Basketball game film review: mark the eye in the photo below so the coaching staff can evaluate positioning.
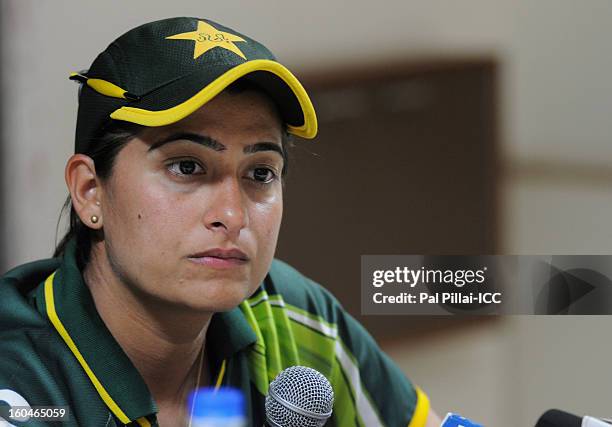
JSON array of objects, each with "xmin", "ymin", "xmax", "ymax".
[
  {"xmin": 246, "ymin": 167, "xmax": 277, "ymax": 184},
  {"xmin": 167, "ymin": 159, "xmax": 205, "ymax": 176}
]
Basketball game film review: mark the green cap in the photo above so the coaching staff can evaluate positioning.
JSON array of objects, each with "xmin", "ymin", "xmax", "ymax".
[{"xmin": 70, "ymin": 17, "xmax": 317, "ymax": 154}]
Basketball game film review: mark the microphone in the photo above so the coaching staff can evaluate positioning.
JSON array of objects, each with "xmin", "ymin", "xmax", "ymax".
[
  {"xmin": 264, "ymin": 366, "xmax": 334, "ymax": 427},
  {"xmin": 536, "ymin": 409, "xmax": 612, "ymax": 427}
]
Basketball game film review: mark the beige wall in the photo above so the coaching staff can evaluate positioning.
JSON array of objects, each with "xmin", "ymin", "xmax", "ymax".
[
  {"xmin": 386, "ymin": 317, "xmax": 612, "ymax": 425},
  {"xmin": 2, "ymin": 1, "xmax": 612, "ymax": 425}
]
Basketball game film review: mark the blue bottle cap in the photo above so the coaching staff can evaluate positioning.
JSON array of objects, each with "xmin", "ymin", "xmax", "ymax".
[
  {"xmin": 442, "ymin": 413, "xmax": 484, "ymax": 427},
  {"xmin": 189, "ymin": 387, "xmax": 245, "ymax": 418}
]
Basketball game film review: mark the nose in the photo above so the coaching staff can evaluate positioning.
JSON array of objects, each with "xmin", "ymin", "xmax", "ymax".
[{"xmin": 203, "ymin": 177, "xmax": 248, "ymax": 238}]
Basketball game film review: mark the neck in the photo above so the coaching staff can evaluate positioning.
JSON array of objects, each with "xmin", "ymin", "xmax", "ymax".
[{"xmin": 83, "ymin": 244, "xmax": 212, "ymax": 407}]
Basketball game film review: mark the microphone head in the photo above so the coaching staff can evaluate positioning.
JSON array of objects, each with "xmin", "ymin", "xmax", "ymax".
[
  {"xmin": 536, "ymin": 409, "xmax": 582, "ymax": 427},
  {"xmin": 265, "ymin": 365, "xmax": 334, "ymax": 427}
]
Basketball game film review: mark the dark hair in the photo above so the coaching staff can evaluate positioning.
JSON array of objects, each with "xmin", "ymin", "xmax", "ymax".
[{"xmin": 54, "ymin": 81, "xmax": 292, "ymax": 267}]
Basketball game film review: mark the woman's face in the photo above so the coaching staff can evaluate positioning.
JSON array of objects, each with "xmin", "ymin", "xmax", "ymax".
[{"xmin": 96, "ymin": 90, "xmax": 284, "ymax": 312}]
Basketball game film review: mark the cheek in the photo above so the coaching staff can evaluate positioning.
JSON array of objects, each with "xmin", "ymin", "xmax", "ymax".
[
  {"xmin": 106, "ymin": 180, "xmax": 184, "ymax": 251},
  {"xmin": 247, "ymin": 199, "xmax": 282, "ymax": 288},
  {"xmin": 252, "ymin": 195, "xmax": 283, "ymax": 254}
]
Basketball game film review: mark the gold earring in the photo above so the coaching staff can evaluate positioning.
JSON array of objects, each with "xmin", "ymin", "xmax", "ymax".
[{"xmin": 91, "ymin": 215, "xmax": 99, "ymax": 224}]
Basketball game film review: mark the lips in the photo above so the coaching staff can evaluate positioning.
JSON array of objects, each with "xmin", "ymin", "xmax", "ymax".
[
  {"xmin": 190, "ymin": 248, "xmax": 249, "ymax": 261},
  {"xmin": 187, "ymin": 248, "xmax": 249, "ymax": 268}
]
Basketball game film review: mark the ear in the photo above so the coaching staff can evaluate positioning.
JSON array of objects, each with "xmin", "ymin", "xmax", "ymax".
[{"xmin": 65, "ymin": 154, "xmax": 104, "ymax": 229}]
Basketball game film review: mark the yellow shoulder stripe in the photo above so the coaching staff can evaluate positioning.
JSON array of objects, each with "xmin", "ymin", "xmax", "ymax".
[
  {"xmin": 136, "ymin": 416, "xmax": 151, "ymax": 427},
  {"xmin": 408, "ymin": 387, "xmax": 430, "ymax": 427},
  {"xmin": 44, "ymin": 273, "xmax": 132, "ymax": 425},
  {"xmin": 110, "ymin": 59, "xmax": 317, "ymax": 139}
]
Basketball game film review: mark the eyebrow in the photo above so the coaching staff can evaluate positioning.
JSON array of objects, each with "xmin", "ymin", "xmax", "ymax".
[
  {"xmin": 148, "ymin": 132, "xmax": 224, "ymax": 152},
  {"xmin": 148, "ymin": 132, "xmax": 284, "ymax": 158},
  {"xmin": 244, "ymin": 142, "xmax": 284, "ymax": 158}
]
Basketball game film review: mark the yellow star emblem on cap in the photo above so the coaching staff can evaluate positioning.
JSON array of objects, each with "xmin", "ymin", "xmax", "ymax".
[{"xmin": 166, "ymin": 20, "xmax": 247, "ymax": 60}]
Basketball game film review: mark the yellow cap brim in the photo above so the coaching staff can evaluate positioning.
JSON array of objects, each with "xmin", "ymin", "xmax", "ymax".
[{"xmin": 109, "ymin": 59, "xmax": 317, "ymax": 139}]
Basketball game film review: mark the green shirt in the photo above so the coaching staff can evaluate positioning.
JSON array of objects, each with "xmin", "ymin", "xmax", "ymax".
[{"xmin": 0, "ymin": 240, "xmax": 429, "ymax": 427}]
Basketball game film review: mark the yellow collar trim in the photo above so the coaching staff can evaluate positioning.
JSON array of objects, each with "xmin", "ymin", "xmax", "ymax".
[{"xmin": 44, "ymin": 272, "xmax": 132, "ymax": 424}]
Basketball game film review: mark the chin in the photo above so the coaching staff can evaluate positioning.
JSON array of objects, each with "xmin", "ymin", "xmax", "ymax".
[
  {"xmin": 181, "ymin": 297, "xmax": 247, "ymax": 313},
  {"xmin": 177, "ymin": 279, "xmax": 254, "ymax": 312}
]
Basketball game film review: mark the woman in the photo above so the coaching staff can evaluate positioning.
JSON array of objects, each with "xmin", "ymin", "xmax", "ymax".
[{"xmin": 0, "ymin": 17, "xmax": 441, "ymax": 426}]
